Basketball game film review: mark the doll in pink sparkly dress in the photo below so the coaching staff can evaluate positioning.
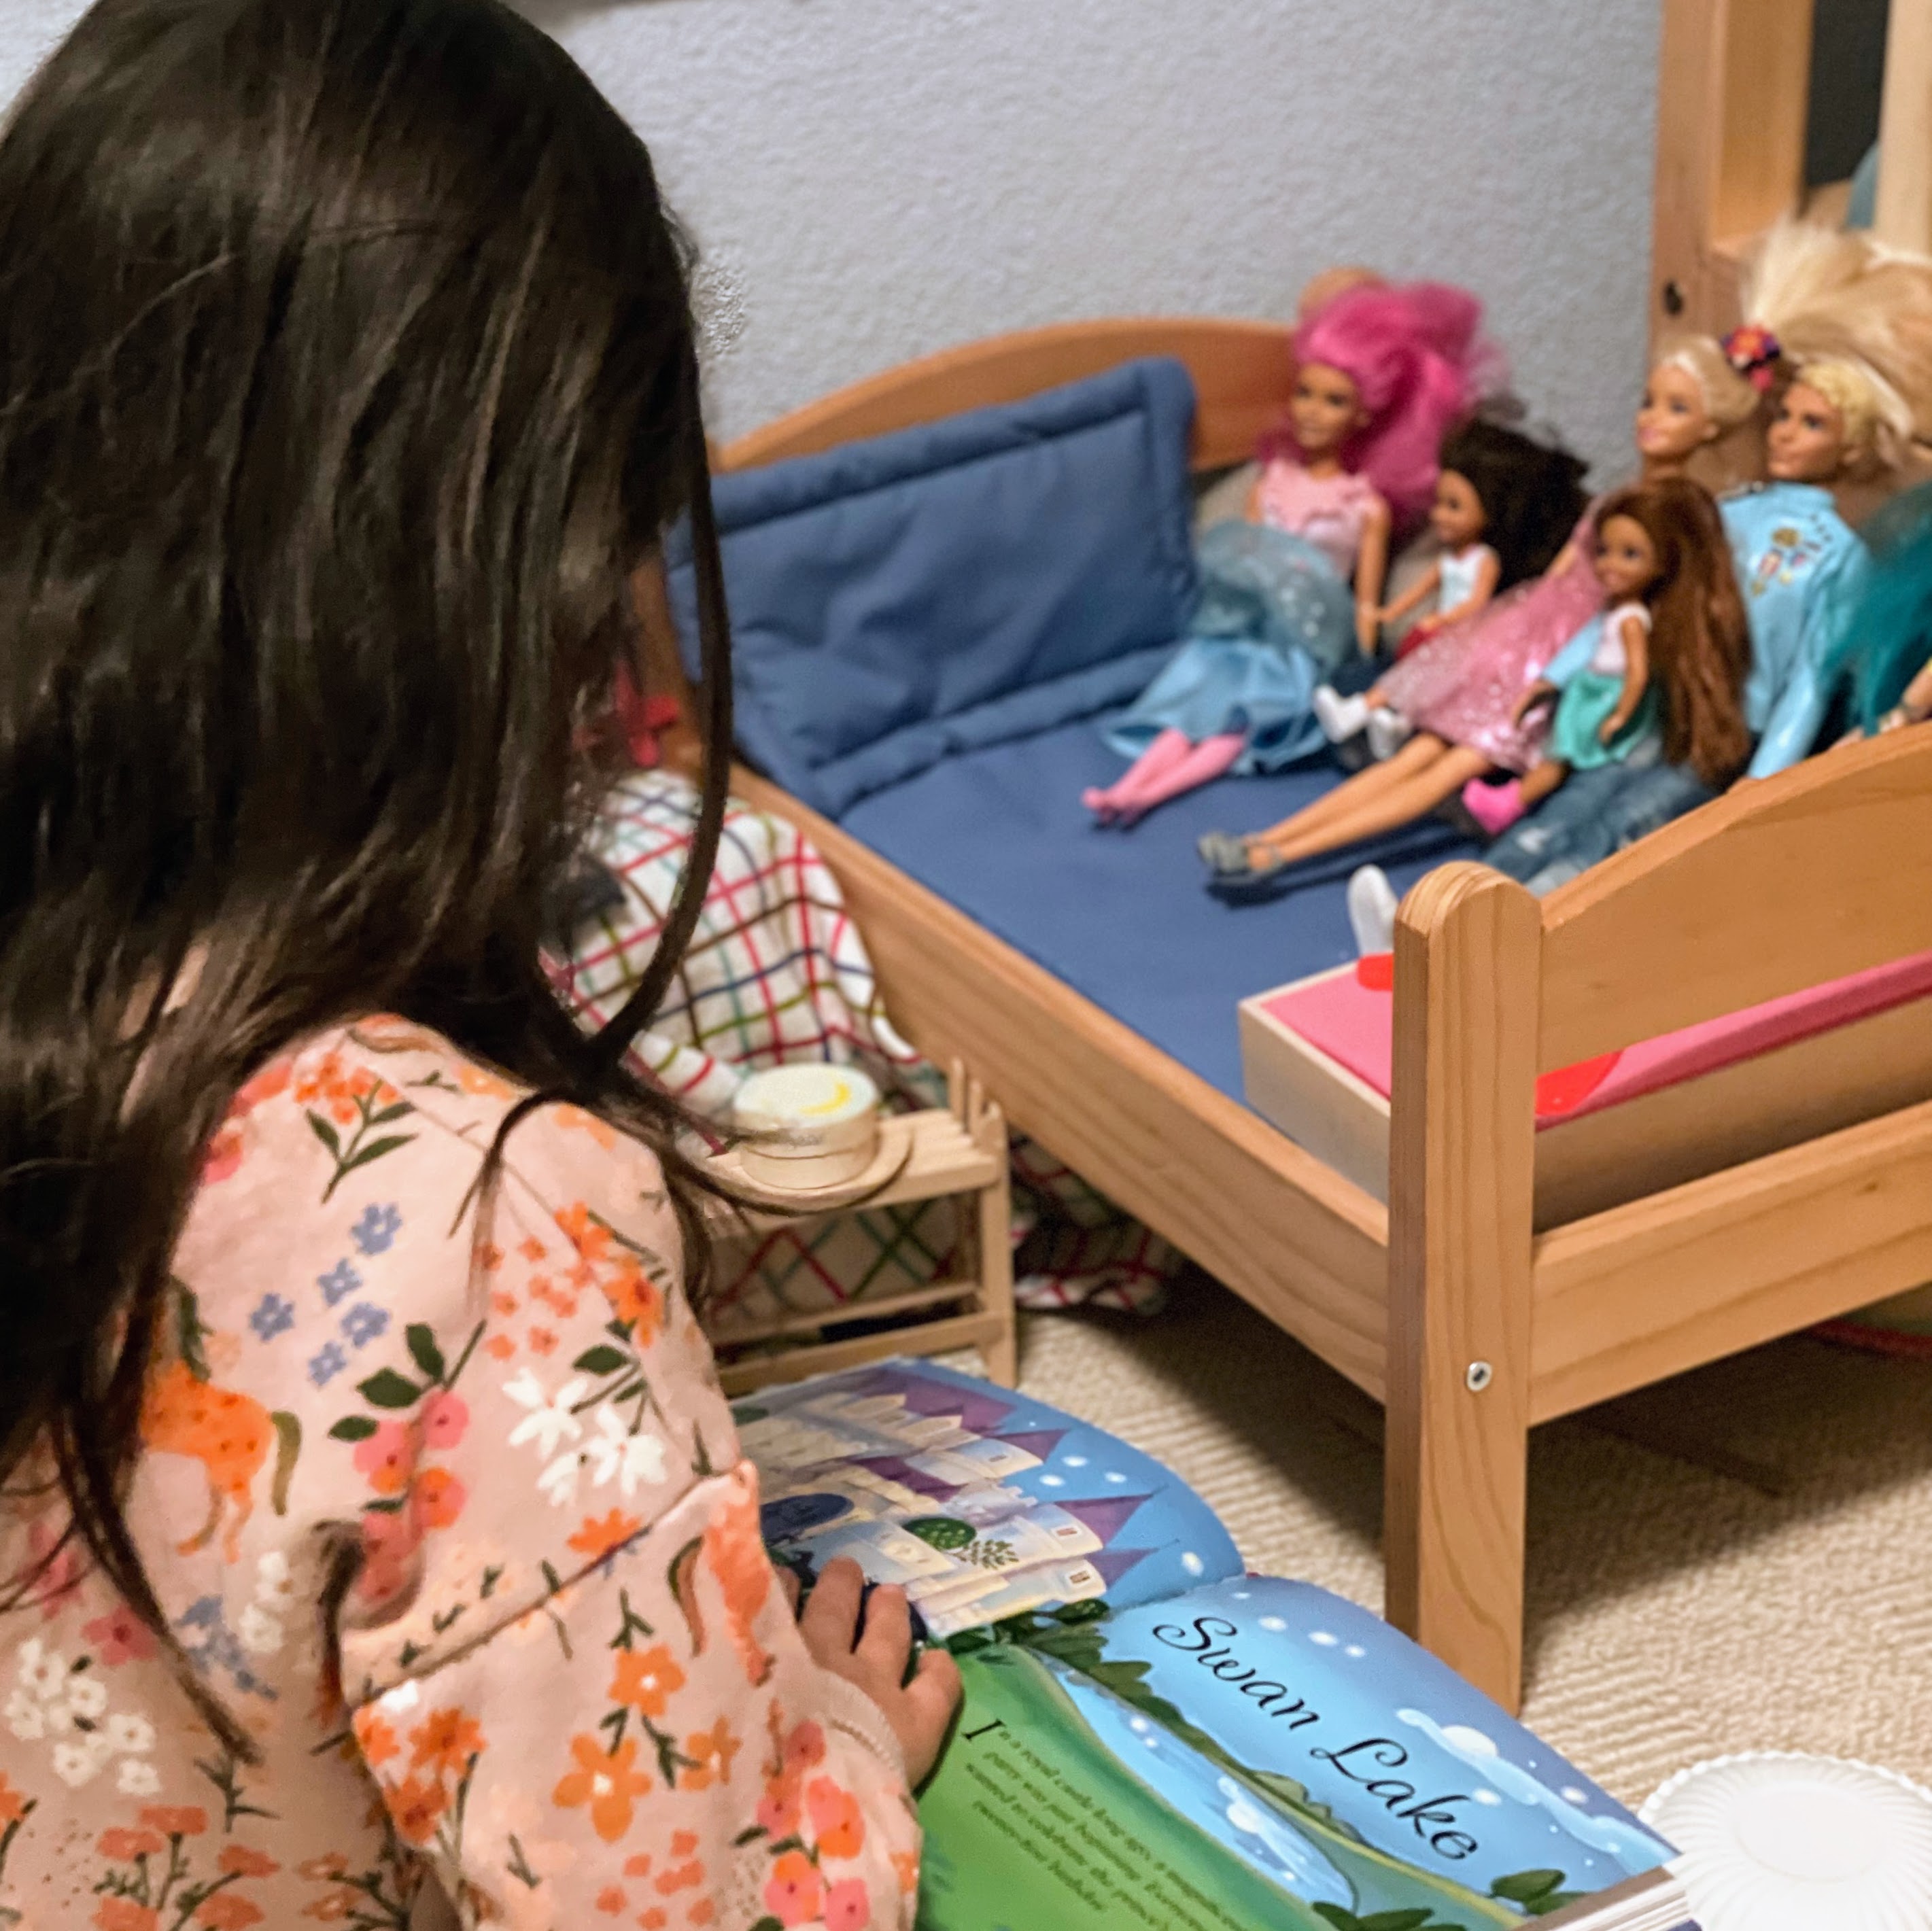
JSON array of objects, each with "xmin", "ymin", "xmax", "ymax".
[
  {"xmin": 1084, "ymin": 280, "xmax": 1498, "ymax": 824},
  {"xmin": 1200, "ymin": 339, "xmax": 1762, "ymax": 886}
]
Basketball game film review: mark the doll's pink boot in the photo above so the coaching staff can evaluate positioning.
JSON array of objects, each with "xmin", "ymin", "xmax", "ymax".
[{"xmin": 1460, "ymin": 776, "xmax": 1525, "ymax": 837}]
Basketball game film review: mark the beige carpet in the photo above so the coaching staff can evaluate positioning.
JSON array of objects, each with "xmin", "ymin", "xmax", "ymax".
[{"xmin": 954, "ymin": 1276, "xmax": 1932, "ymax": 1813}]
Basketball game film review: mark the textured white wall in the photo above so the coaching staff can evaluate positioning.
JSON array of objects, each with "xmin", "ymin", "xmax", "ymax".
[
  {"xmin": 528, "ymin": 0, "xmax": 1662, "ymax": 478},
  {"xmin": 0, "ymin": 0, "xmax": 1661, "ymax": 475}
]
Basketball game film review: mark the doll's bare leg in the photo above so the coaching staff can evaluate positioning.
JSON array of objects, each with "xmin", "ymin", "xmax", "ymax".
[
  {"xmin": 1518, "ymin": 760, "xmax": 1567, "ymax": 808},
  {"xmin": 1253, "ymin": 746, "xmax": 1494, "ymax": 867},
  {"xmin": 1241, "ymin": 734, "xmax": 1451, "ymax": 847}
]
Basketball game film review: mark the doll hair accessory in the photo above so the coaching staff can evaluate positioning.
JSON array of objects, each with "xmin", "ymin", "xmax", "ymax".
[
  {"xmin": 1281, "ymin": 281, "xmax": 1504, "ymax": 528},
  {"xmin": 1721, "ymin": 322, "xmax": 1782, "ymax": 392}
]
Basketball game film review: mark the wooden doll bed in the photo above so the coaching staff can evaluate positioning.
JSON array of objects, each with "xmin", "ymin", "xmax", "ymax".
[{"xmin": 685, "ymin": 318, "xmax": 1932, "ymax": 1716}]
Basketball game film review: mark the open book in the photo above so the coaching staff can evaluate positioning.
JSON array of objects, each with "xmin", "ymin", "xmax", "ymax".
[{"xmin": 736, "ymin": 1359, "xmax": 1697, "ymax": 1931}]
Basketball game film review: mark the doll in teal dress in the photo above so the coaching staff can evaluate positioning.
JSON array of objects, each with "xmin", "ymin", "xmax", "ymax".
[{"xmin": 1460, "ymin": 477, "xmax": 1752, "ymax": 836}]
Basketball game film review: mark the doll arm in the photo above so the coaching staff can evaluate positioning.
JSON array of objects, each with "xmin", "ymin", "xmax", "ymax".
[
  {"xmin": 1430, "ymin": 549, "xmax": 1502, "ymax": 629},
  {"xmin": 1542, "ymin": 537, "xmax": 1581, "ymax": 580},
  {"xmin": 1898, "ymin": 653, "xmax": 1932, "ymax": 721},
  {"xmin": 1600, "ymin": 613, "xmax": 1650, "ymax": 740},
  {"xmin": 1353, "ymin": 495, "xmax": 1392, "ymax": 654},
  {"xmin": 1511, "ymin": 680, "xmax": 1558, "ymax": 727},
  {"xmin": 1376, "ymin": 561, "xmax": 1440, "ymax": 626},
  {"xmin": 1747, "ymin": 543, "xmax": 1870, "ymax": 778}
]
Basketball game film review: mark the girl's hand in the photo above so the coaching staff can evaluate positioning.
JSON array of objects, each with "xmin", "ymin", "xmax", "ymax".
[{"xmin": 797, "ymin": 1558, "xmax": 963, "ymax": 1787}]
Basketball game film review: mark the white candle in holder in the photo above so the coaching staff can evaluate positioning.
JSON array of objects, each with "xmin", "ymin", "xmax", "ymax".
[{"xmin": 731, "ymin": 1064, "xmax": 882, "ymax": 1189}]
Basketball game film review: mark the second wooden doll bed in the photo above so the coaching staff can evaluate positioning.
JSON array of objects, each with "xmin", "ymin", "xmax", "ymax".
[{"xmin": 689, "ymin": 318, "xmax": 1932, "ymax": 1716}]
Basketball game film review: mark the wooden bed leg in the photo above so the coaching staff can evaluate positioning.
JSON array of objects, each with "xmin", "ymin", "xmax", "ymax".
[
  {"xmin": 967, "ymin": 1074, "xmax": 1018, "ymax": 1387},
  {"xmin": 1385, "ymin": 864, "xmax": 1540, "ymax": 1714}
]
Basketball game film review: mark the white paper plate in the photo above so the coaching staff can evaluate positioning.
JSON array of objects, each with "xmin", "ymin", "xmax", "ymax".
[{"xmin": 1641, "ymin": 1753, "xmax": 1932, "ymax": 1931}]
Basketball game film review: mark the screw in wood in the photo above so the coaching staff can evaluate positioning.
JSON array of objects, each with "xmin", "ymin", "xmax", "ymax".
[{"xmin": 1465, "ymin": 1361, "xmax": 1494, "ymax": 1393}]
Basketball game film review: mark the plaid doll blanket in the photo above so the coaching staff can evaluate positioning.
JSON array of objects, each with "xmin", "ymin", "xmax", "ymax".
[{"xmin": 550, "ymin": 771, "xmax": 1181, "ymax": 1336}]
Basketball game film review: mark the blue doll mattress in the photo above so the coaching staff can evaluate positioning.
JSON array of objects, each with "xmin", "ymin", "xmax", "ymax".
[{"xmin": 839, "ymin": 723, "xmax": 1477, "ymax": 1102}]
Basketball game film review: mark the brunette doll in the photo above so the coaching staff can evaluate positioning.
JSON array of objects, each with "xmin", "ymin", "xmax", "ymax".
[
  {"xmin": 1312, "ymin": 416, "xmax": 1588, "ymax": 758},
  {"xmin": 1084, "ymin": 280, "xmax": 1496, "ymax": 825},
  {"xmin": 1461, "ymin": 480, "xmax": 1750, "ymax": 833},
  {"xmin": 1202, "ymin": 222, "xmax": 1932, "ymax": 890}
]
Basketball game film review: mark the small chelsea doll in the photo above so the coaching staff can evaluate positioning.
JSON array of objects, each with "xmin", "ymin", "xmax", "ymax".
[
  {"xmin": 1462, "ymin": 479, "xmax": 1752, "ymax": 835},
  {"xmin": 1082, "ymin": 279, "xmax": 1497, "ymax": 826},
  {"xmin": 1312, "ymin": 416, "xmax": 1587, "ymax": 759}
]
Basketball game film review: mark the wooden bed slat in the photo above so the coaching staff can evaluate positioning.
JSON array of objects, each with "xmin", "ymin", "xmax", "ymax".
[
  {"xmin": 1529, "ymin": 1096, "xmax": 1932, "ymax": 1421},
  {"xmin": 1387, "ymin": 864, "xmax": 1540, "ymax": 1711},
  {"xmin": 725, "ymin": 767, "xmax": 1396, "ymax": 1397},
  {"xmin": 719, "ymin": 317, "xmax": 1294, "ymax": 476},
  {"xmin": 1537, "ymin": 731, "xmax": 1932, "ymax": 1071}
]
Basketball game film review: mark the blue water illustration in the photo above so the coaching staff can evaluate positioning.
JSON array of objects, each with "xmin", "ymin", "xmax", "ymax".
[{"xmin": 1046, "ymin": 1655, "xmax": 1355, "ymax": 1908}]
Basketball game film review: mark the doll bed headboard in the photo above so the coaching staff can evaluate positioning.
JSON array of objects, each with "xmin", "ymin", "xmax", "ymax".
[{"xmin": 718, "ymin": 317, "xmax": 1294, "ymax": 476}]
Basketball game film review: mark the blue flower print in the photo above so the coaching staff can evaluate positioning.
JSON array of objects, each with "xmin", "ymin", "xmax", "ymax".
[
  {"xmin": 352, "ymin": 1203, "xmax": 402, "ymax": 1256},
  {"xmin": 308, "ymin": 1341, "xmax": 347, "ymax": 1389},
  {"xmin": 341, "ymin": 1302, "xmax": 391, "ymax": 1349},
  {"xmin": 318, "ymin": 1259, "xmax": 361, "ymax": 1307},
  {"xmin": 249, "ymin": 1293, "xmax": 295, "ymax": 1342},
  {"xmin": 177, "ymin": 1596, "xmax": 276, "ymax": 1701}
]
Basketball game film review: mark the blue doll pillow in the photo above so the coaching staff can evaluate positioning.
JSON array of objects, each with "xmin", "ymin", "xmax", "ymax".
[{"xmin": 664, "ymin": 357, "xmax": 1201, "ymax": 818}]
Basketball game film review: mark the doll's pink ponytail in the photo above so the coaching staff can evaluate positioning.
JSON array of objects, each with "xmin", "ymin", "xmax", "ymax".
[{"xmin": 1286, "ymin": 281, "xmax": 1502, "ymax": 527}]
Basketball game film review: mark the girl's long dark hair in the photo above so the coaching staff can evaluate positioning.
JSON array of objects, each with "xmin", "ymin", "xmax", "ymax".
[
  {"xmin": 1436, "ymin": 417, "xmax": 1588, "ymax": 590},
  {"xmin": 0, "ymin": 0, "xmax": 734, "ymax": 1755},
  {"xmin": 1593, "ymin": 479, "xmax": 1751, "ymax": 787}
]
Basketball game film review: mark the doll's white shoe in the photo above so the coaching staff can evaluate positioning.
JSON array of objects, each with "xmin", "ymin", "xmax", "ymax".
[
  {"xmin": 1346, "ymin": 865, "xmax": 1399, "ymax": 958},
  {"xmin": 1365, "ymin": 707, "xmax": 1413, "ymax": 761},
  {"xmin": 1313, "ymin": 686, "xmax": 1370, "ymax": 744}
]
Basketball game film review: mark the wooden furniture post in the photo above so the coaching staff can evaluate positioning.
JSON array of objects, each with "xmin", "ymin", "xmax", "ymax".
[
  {"xmin": 1385, "ymin": 864, "xmax": 1542, "ymax": 1713},
  {"xmin": 1876, "ymin": 0, "xmax": 1932, "ymax": 255}
]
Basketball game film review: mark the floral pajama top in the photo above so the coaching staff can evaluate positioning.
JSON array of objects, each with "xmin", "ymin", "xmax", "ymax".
[{"xmin": 0, "ymin": 1021, "xmax": 918, "ymax": 1931}]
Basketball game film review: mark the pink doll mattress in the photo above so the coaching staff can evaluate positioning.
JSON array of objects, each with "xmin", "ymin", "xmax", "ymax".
[{"xmin": 1254, "ymin": 948, "xmax": 1932, "ymax": 1125}]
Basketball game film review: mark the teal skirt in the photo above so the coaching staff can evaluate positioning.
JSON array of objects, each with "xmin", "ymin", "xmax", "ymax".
[{"xmin": 1548, "ymin": 669, "xmax": 1658, "ymax": 769}]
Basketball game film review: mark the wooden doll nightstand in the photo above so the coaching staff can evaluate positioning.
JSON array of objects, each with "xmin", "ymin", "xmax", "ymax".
[{"xmin": 697, "ymin": 1062, "xmax": 1016, "ymax": 1397}]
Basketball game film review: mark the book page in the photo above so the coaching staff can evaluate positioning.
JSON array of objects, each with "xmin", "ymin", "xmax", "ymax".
[
  {"xmin": 918, "ymin": 1578, "xmax": 1676, "ymax": 1931},
  {"xmin": 735, "ymin": 1359, "xmax": 1242, "ymax": 1635}
]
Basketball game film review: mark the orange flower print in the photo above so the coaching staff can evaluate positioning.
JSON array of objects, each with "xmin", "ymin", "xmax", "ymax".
[
  {"xmin": 230, "ymin": 1058, "xmax": 293, "ymax": 1118},
  {"xmin": 409, "ymin": 1707, "xmax": 485, "ymax": 1777},
  {"xmin": 485, "ymin": 1334, "xmax": 516, "ymax": 1362},
  {"xmin": 637, "ymin": 1913, "xmax": 667, "ymax": 1931},
  {"xmin": 891, "ymin": 1849, "xmax": 919, "ymax": 1897},
  {"xmin": 568, "ymin": 1509, "xmax": 642, "ymax": 1563},
  {"xmin": 806, "ymin": 1777, "xmax": 866, "ymax": 1861},
  {"xmin": 97, "ymin": 1828, "xmax": 166, "ymax": 1860},
  {"xmin": 528, "ymin": 1326, "xmax": 558, "ymax": 1357},
  {"xmin": 678, "ymin": 1718, "xmax": 741, "ymax": 1791},
  {"xmin": 195, "ymin": 1897, "xmax": 264, "ymax": 1930},
  {"xmin": 352, "ymin": 1710, "xmax": 400, "ymax": 1769},
  {"xmin": 296, "ymin": 1855, "xmax": 349, "ymax": 1882},
  {"xmin": 624, "ymin": 1855, "xmax": 653, "ymax": 1879},
  {"xmin": 609, "ymin": 1645, "xmax": 685, "ymax": 1718},
  {"xmin": 518, "ymin": 1236, "xmax": 547, "ymax": 1264},
  {"xmin": 823, "ymin": 1878, "xmax": 872, "ymax": 1931},
  {"xmin": 216, "ymin": 1845, "xmax": 279, "ymax": 1879},
  {"xmin": 491, "ymin": 1290, "xmax": 519, "ymax": 1319},
  {"xmin": 552, "ymin": 1733, "xmax": 650, "ymax": 1843},
  {"xmin": 554, "ymin": 1202, "xmax": 613, "ymax": 1264},
  {"xmin": 606, "ymin": 1265, "xmax": 663, "ymax": 1345},
  {"xmin": 0, "ymin": 1777, "xmax": 28, "ymax": 1830},
  {"xmin": 555, "ymin": 1104, "xmax": 619, "ymax": 1149},
  {"xmin": 670, "ymin": 1832, "xmax": 698, "ymax": 1859},
  {"xmin": 300, "ymin": 1892, "xmax": 358, "ymax": 1923},
  {"xmin": 653, "ymin": 1861, "xmax": 703, "ymax": 1896},
  {"xmin": 763, "ymin": 1850, "xmax": 823, "ymax": 1928},
  {"xmin": 94, "ymin": 1902, "xmax": 158, "ymax": 1931},
  {"xmin": 386, "ymin": 1773, "xmax": 449, "ymax": 1846},
  {"xmin": 456, "ymin": 1061, "xmax": 514, "ymax": 1100},
  {"xmin": 139, "ymin": 1807, "xmax": 209, "ymax": 1838},
  {"xmin": 596, "ymin": 1888, "xmax": 626, "ymax": 1915},
  {"xmin": 411, "ymin": 1465, "xmax": 468, "ymax": 1531},
  {"xmin": 690, "ymin": 1903, "xmax": 717, "ymax": 1927},
  {"xmin": 781, "ymin": 1720, "xmax": 826, "ymax": 1775}
]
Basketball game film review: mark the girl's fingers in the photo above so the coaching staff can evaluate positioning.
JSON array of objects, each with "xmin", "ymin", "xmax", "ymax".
[
  {"xmin": 800, "ymin": 1556, "xmax": 865, "ymax": 1654},
  {"xmin": 856, "ymin": 1581, "xmax": 913, "ymax": 1673},
  {"xmin": 906, "ymin": 1646, "xmax": 964, "ymax": 1727},
  {"xmin": 778, "ymin": 1565, "xmax": 802, "ymax": 1615}
]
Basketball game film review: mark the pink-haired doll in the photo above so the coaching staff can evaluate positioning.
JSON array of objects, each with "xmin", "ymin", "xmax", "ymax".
[{"xmin": 1084, "ymin": 281, "xmax": 1500, "ymax": 825}]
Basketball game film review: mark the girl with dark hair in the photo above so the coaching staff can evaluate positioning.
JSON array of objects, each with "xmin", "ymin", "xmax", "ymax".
[
  {"xmin": 0, "ymin": 1, "xmax": 954, "ymax": 1922},
  {"xmin": 1461, "ymin": 478, "xmax": 1753, "ymax": 833}
]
